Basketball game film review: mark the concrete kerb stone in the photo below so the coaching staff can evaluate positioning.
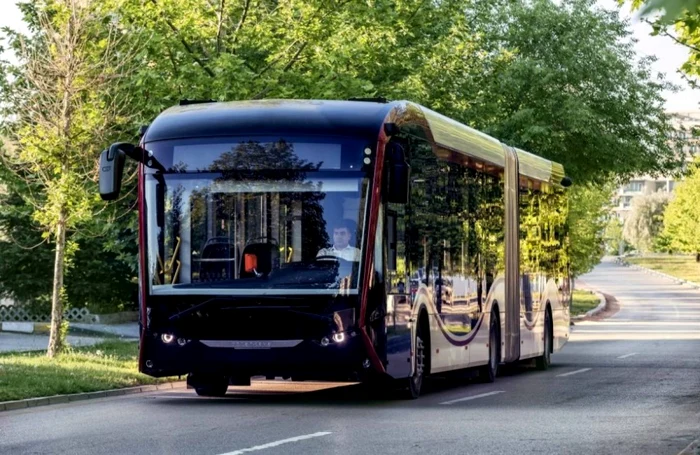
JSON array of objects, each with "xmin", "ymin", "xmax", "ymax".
[
  {"xmin": 3, "ymin": 400, "xmax": 29, "ymax": 411},
  {"xmin": 585, "ymin": 291, "xmax": 607, "ymax": 317},
  {"xmin": 677, "ymin": 436, "xmax": 700, "ymax": 455},
  {"xmin": 0, "ymin": 381, "xmax": 186, "ymax": 413},
  {"xmin": 24, "ymin": 397, "xmax": 50, "ymax": 408},
  {"xmin": 571, "ymin": 290, "xmax": 608, "ymax": 322}
]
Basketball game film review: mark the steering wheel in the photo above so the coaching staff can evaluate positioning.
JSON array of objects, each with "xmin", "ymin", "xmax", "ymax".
[
  {"xmin": 316, "ymin": 256, "xmax": 354, "ymax": 267},
  {"xmin": 314, "ymin": 255, "xmax": 356, "ymax": 267}
]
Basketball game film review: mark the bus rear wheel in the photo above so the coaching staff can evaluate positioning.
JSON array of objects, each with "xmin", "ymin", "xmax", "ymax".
[
  {"xmin": 190, "ymin": 374, "xmax": 229, "ymax": 397},
  {"xmin": 536, "ymin": 309, "xmax": 552, "ymax": 370},
  {"xmin": 479, "ymin": 309, "xmax": 500, "ymax": 383}
]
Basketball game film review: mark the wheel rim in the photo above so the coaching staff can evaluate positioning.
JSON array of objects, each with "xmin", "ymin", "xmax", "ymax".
[{"xmin": 413, "ymin": 335, "xmax": 425, "ymax": 389}]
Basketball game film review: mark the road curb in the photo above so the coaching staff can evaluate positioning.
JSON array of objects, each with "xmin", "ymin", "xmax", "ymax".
[
  {"xmin": 571, "ymin": 290, "xmax": 620, "ymax": 322},
  {"xmin": 585, "ymin": 291, "xmax": 606, "ymax": 317},
  {"xmin": 678, "ymin": 437, "xmax": 700, "ymax": 455},
  {"xmin": 571, "ymin": 284, "xmax": 608, "ymax": 321},
  {"xmin": 616, "ymin": 258, "xmax": 700, "ymax": 290},
  {"xmin": 0, "ymin": 381, "xmax": 186, "ymax": 412}
]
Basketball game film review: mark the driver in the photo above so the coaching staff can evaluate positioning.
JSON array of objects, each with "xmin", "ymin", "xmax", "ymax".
[{"xmin": 317, "ymin": 219, "xmax": 361, "ymax": 261}]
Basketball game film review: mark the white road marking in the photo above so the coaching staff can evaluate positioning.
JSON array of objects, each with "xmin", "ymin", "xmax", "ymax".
[
  {"xmin": 556, "ymin": 368, "xmax": 592, "ymax": 377},
  {"xmin": 440, "ymin": 390, "xmax": 505, "ymax": 405},
  {"xmin": 218, "ymin": 432, "xmax": 332, "ymax": 455},
  {"xmin": 617, "ymin": 353, "xmax": 637, "ymax": 359}
]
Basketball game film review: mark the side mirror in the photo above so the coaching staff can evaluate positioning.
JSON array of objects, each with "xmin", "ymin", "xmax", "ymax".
[
  {"xmin": 385, "ymin": 142, "xmax": 410, "ymax": 204},
  {"xmin": 99, "ymin": 144, "xmax": 126, "ymax": 201}
]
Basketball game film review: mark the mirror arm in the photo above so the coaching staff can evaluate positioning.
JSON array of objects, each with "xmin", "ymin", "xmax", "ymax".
[
  {"xmin": 110, "ymin": 142, "xmax": 142, "ymax": 162},
  {"xmin": 111, "ymin": 142, "xmax": 166, "ymax": 172}
]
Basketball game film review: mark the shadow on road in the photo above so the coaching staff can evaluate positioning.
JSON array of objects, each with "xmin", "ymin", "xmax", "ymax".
[{"xmin": 149, "ymin": 362, "xmax": 569, "ymax": 408}]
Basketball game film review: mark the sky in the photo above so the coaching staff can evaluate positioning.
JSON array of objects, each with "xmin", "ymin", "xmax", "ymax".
[{"xmin": 0, "ymin": 1, "xmax": 699, "ymax": 113}]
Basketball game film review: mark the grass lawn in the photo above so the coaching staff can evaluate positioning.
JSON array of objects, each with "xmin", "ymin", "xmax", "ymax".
[
  {"xmin": 627, "ymin": 255, "xmax": 700, "ymax": 284},
  {"xmin": 571, "ymin": 289, "xmax": 601, "ymax": 316},
  {"xmin": 0, "ymin": 340, "xmax": 176, "ymax": 402}
]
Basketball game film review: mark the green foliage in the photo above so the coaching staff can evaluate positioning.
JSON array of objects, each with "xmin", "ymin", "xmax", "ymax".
[
  {"xmin": 0, "ymin": 0, "xmax": 139, "ymax": 324},
  {"xmin": 629, "ymin": 0, "xmax": 700, "ymax": 84},
  {"xmin": 101, "ymin": 0, "xmax": 677, "ymax": 185},
  {"xmin": 631, "ymin": 0, "xmax": 699, "ymax": 24},
  {"xmin": 603, "ymin": 217, "xmax": 626, "ymax": 255},
  {"xmin": 623, "ymin": 191, "xmax": 672, "ymax": 253},
  {"xmin": 0, "ymin": 340, "xmax": 175, "ymax": 401},
  {"xmin": 571, "ymin": 289, "xmax": 601, "ymax": 316},
  {"xmin": 0, "ymin": 162, "xmax": 54, "ymax": 308},
  {"xmin": 663, "ymin": 157, "xmax": 700, "ymax": 255},
  {"xmin": 567, "ymin": 183, "xmax": 614, "ymax": 276},
  {"xmin": 0, "ymin": 0, "xmax": 682, "ymax": 302},
  {"xmin": 475, "ymin": 0, "xmax": 679, "ymax": 185},
  {"xmin": 0, "ymin": 164, "xmax": 137, "ymax": 314}
]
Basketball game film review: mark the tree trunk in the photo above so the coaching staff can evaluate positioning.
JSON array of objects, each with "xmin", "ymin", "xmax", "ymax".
[
  {"xmin": 47, "ymin": 210, "xmax": 67, "ymax": 358},
  {"xmin": 696, "ymin": 252, "xmax": 699, "ymax": 263}
]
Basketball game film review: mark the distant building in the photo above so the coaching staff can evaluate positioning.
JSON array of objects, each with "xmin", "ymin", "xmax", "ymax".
[{"xmin": 612, "ymin": 111, "xmax": 700, "ymax": 221}]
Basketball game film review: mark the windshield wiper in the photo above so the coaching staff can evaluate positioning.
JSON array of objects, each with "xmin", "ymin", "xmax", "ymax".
[
  {"xmin": 168, "ymin": 295, "xmax": 291, "ymax": 321},
  {"xmin": 169, "ymin": 297, "xmax": 223, "ymax": 321},
  {"xmin": 168, "ymin": 296, "xmax": 329, "ymax": 322}
]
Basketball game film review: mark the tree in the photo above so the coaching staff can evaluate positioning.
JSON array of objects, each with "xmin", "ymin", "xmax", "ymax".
[
  {"xmin": 0, "ymin": 160, "xmax": 53, "ymax": 310},
  {"xmin": 604, "ymin": 217, "xmax": 626, "ymax": 255},
  {"xmin": 623, "ymin": 191, "xmax": 672, "ymax": 253},
  {"xmin": 663, "ymin": 157, "xmax": 700, "ymax": 260},
  {"xmin": 633, "ymin": 0, "xmax": 699, "ymax": 24},
  {"xmin": 469, "ymin": 0, "xmax": 679, "ymax": 186},
  {"xmin": 628, "ymin": 0, "xmax": 700, "ymax": 86},
  {"xmin": 0, "ymin": 150, "xmax": 138, "ymax": 315},
  {"xmin": 566, "ymin": 183, "xmax": 615, "ymax": 276},
  {"xmin": 1, "ymin": 0, "xmax": 679, "ymax": 311},
  {"xmin": 0, "ymin": 0, "xmax": 136, "ymax": 357}
]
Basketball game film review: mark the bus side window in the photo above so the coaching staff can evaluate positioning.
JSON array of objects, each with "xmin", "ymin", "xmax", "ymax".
[{"xmin": 386, "ymin": 204, "xmax": 408, "ymax": 295}]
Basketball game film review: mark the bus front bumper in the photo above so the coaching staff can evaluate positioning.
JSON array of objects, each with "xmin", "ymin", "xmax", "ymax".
[{"xmin": 140, "ymin": 332, "xmax": 371, "ymax": 380}]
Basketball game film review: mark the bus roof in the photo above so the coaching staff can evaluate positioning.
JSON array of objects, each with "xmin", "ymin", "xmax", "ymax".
[{"xmin": 144, "ymin": 99, "xmax": 567, "ymax": 186}]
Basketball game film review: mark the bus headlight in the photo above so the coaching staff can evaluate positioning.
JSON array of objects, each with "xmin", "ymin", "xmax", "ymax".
[
  {"xmin": 161, "ymin": 333, "xmax": 175, "ymax": 344},
  {"xmin": 332, "ymin": 332, "xmax": 346, "ymax": 343}
]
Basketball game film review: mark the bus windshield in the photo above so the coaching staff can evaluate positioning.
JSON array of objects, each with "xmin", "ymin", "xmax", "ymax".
[{"xmin": 144, "ymin": 138, "xmax": 370, "ymax": 295}]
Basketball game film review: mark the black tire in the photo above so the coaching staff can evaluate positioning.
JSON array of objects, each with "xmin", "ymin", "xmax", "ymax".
[
  {"xmin": 402, "ymin": 317, "xmax": 428, "ymax": 399},
  {"xmin": 193, "ymin": 375, "xmax": 229, "ymax": 397},
  {"xmin": 479, "ymin": 309, "xmax": 500, "ymax": 383},
  {"xmin": 536, "ymin": 309, "xmax": 552, "ymax": 371}
]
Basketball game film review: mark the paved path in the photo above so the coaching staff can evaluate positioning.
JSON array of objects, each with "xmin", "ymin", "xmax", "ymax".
[
  {"xmin": 0, "ymin": 332, "xmax": 105, "ymax": 353},
  {"xmin": 2, "ymin": 258, "xmax": 699, "ymax": 455},
  {"xmin": 71, "ymin": 322, "xmax": 139, "ymax": 338}
]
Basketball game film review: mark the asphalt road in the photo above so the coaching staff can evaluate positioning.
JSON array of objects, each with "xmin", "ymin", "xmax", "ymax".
[{"xmin": 2, "ymin": 258, "xmax": 700, "ymax": 455}]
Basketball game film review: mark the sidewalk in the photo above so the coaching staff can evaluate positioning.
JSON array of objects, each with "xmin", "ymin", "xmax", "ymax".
[
  {"xmin": 0, "ymin": 322, "xmax": 139, "ymax": 353},
  {"xmin": 70, "ymin": 322, "xmax": 139, "ymax": 338},
  {"xmin": 0, "ymin": 332, "xmax": 107, "ymax": 353}
]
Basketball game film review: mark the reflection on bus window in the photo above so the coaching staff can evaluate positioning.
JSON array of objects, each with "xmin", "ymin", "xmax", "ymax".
[{"xmin": 146, "ymin": 140, "xmax": 369, "ymax": 293}]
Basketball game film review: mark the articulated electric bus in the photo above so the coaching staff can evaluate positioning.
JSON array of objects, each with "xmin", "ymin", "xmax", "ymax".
[{"xmin": 99, "ymin": 99, "xmax": 572, "ymax": 398}]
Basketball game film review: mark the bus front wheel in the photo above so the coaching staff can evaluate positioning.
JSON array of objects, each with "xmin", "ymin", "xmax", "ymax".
[
  {"xmin": 401, "ymin": 315, "xmax": 428, "ymax": 399},
  {"xmin": 190, "ymin": 374, "xmax": 229, "ymax": 397}
]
